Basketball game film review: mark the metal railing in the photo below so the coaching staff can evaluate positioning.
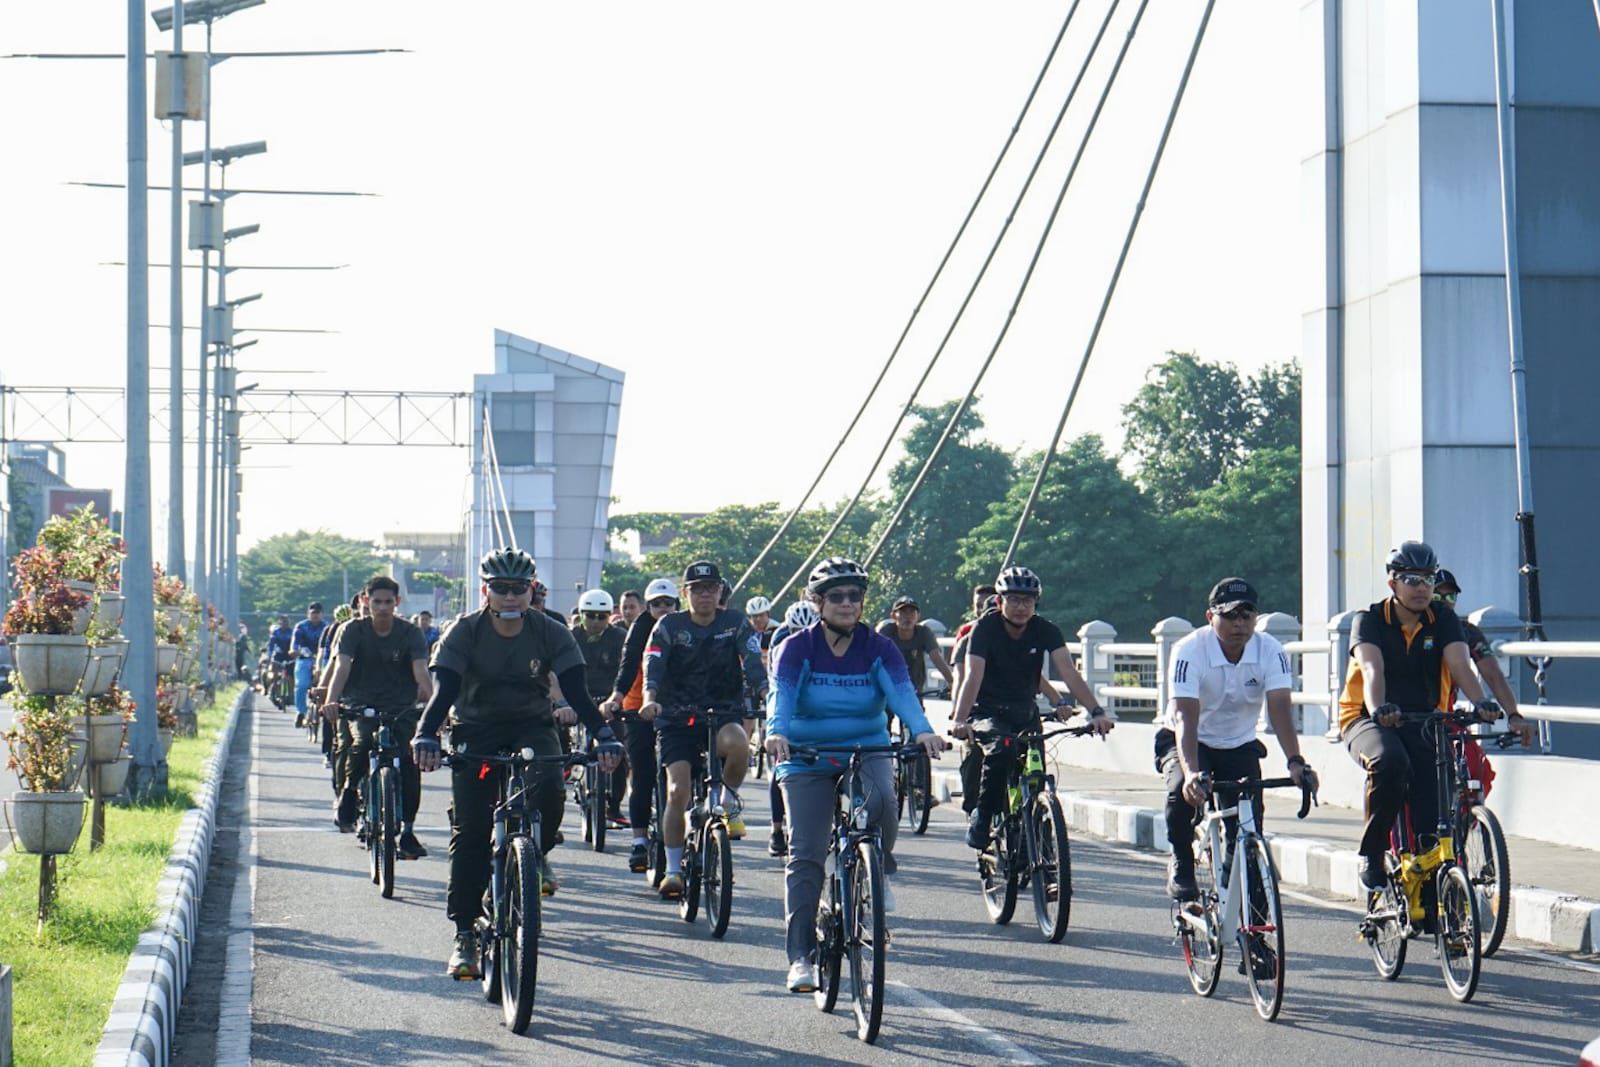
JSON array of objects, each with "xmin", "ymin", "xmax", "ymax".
[{"xmin": 1493, "ymin": 640, "xmax": 1600, "ymax": 728}]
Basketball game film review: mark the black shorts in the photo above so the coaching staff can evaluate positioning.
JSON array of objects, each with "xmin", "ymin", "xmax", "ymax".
[{"xmin": 656, "ymin": 711, "xmax": 744, "ymax": 769}]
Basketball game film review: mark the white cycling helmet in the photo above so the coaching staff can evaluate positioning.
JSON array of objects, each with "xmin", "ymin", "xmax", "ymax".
[
  {"xmin": 577, "ymin": 588, "xmax": 614, "ymax": 614},
  {"xmin": 644, "ymin": 577, "xmax": 679, "ymax": 603},
  {"xmin": 745, "ymin": 595, "xmax": 772, "ymax": 617},
  {"xmin": 784, "ymin": 601, "xmax": 819, "ymax": 628}
]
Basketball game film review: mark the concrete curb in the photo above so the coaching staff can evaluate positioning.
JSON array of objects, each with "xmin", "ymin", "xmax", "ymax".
[
  {"xmin": 1051, "ymin": 787, "xmax": 1600, "ymax": 954},
  {"xmin": 93, "ymin": 687, "xmax": 250, "ymax": 1067}
]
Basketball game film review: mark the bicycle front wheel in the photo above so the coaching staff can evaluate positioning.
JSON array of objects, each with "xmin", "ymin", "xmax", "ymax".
[
  {"xmin": 979, "ymin": 819, "xmax": 1018, "ymax": 925},
  {"xmin": 1458, "ymin": 804, "xmax": 1510, "ymax": 957},
  {"xmin": 680, "ymin": 831, "xmax": 702, "ymax": 924},
  {"xmin": 1437, "ymin": 863, "xmax": 1482, "ymax": 1003},
  {"xmin": 590, "ymin": 766, "xmax": 608, "ymax": 853},
  {"xmin": 705, "ymin": 823, "xmax": 734, "ymax": 939},
  {"xmin": 908, "ymin": 752, "xmax": 933, "ymax": 836},
  {"xmin": 1240, "ymin": 835, "xmax": 1285, "ymax": 1021},
  {"xmin": 815, "ymin": 877, "xmax": 842, "ymax": 1013},
  {"xmin": 501, "ymin": 835, "xmax": 542, "ymax": 1034},
  {"xmin": 847, "ymin": 841, "xmax": 886, "ymax": 1044},
  {"xmin": 1030, "ymin": 793, "xmax": 1072, "ymax": 942},
  {"xmin": 376, "ymin": 766, "xmax": 398, "ymax": 900}
]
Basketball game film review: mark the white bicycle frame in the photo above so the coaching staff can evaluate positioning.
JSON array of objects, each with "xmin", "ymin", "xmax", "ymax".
[{"xmin": 1177, "ymin": 788, "xmax": 1264, "ymax": 947}]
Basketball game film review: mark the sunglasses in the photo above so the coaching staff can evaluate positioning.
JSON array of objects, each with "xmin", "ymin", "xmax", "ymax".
[
  {"xmin": 648, "ymin": 597, "xmax": 675, "ymax": 609},
  {"xmin": 823, "ymin": 589, "xmax": 865, "ymax": 605},
  {"xmin": 488, "ymin": 581, "xmax": 531, "ymax": 596},
  {"xmin": 584, "ymin": 612, "xmax": 610, "ymax": 620},
  {"xmin": 1433, "ymin": 591, "xmax": 1459, "ymax": 604},
  {"xmin": 1218, "ymin": 608, "xmax": 1256, "ymax": 621},
  {"xmin": 1394, "ymin": 572, "xmax": 1437, "ymax": 588}
]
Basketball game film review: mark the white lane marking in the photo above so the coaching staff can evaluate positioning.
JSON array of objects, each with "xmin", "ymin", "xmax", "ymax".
[
  {"xmin": 887, "ymin": 981, "xmax": 1044, "ymax": 1066},
  {"xmin": 215, "ymin": 705, "xmax": 259, "ymax": 1066},
  {"xmin": 1497, "ymin": 947, "xmax": 1600, "ymax": 977},
  {"xmin": 1280, "ymin": 887, "xmax": 1364, "ymax": 914}
]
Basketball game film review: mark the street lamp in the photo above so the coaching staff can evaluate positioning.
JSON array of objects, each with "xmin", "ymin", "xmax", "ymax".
[{"xmin": 152, "ymin": 0, "xmax": 265, "ymax": 32}]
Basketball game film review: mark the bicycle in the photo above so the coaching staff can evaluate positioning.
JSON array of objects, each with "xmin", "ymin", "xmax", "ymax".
[
  {"xmin": 1173, "ymin": 771, "xmax": 1315, "ymax": 1021},
  {"xmin": 571, "ymin": 723, "xmax": 610, "ymax": 854},
  {"xmin": 973, "ymin": 720, "xmax": 1088, "ymax": 943},
  {"xmin": 750, "ymin": 715, "xmax": 769, "ymax": 780},
  {"xmin": 794, "ymin": 742, "xmax": 921, "ymax": 1045},
  {"xmin": 1451, "ymin": 724, "xmax": 1517, "ymax": 957},
  {"xmin": 1357, "ymin": 708, "xmax": 1488, "ymax": 1003},
  {"xmin": 894, "ymin": 688, "xmax": 945, "ymax": 836},
  {"xmin": 446, "ymin": 745, "xmax": 596, "ymax": 1035},
  {"xmin": 340, "ymin": 704, "xmax": 413, "ymax": 900},
  {"xmin": 269, "ymin": 661, "xmax": 294, "ymax": 711},
  {"xmin": 674, "ymin": 712, "xmax": 736, "ymax": 938}
]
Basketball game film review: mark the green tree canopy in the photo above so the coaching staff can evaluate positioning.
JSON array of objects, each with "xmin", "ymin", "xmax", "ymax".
[{"xmin": 240, "ymin": 530, "xmax": 385, "ymax": 630}]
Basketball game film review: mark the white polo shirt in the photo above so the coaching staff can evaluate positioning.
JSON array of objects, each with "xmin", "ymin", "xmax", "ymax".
[{"xmin": 1164, "ymin": 628, "xmax": 1293, "ymax": 749}]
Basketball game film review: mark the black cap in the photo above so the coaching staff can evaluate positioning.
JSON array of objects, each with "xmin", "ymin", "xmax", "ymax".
[
  {"xmin": 1208, "ymin": 577, "xmax": 1259, "ymax": 613},
  {"xmin": 308, "ymin": 602, "xmax": 324, "ymax": 612},
  {"xmin": 1434, "ymin": 568, "xmax": 1460, "ymax": 594},
  {"xmin": 682, "ymin": 560, "xmax": 721, "ymax": 587},
  {"xmin": 892, "ymin": 595, "xmax": 919, "ymax": 611}
]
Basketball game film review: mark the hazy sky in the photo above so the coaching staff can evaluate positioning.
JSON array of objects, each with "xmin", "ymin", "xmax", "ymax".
[{"xmin": 1, "ymin": 2, "xmax": 1301, "ymax": 559}]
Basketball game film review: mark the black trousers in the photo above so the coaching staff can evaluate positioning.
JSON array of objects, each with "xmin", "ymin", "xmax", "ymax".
[
  {"xmin": 446, "ymin": 727, "xmax": 566, "ymax": 931},
  {"xmin": 623, "ymin": 714, "xmax": 657, "ymax": 832},
  {"xmin": 340, "ymin": 711, "xmax": 422, "ymax": 825},
  {"xmin": 1153, "ymin": 728, "xmax": 1266, "ymax": 866},
  {"xmin": 970, "ymin": 708, "xmax": 1040, "ymax": 820},
  {"xmin": 1344, "ymin": 716, "xmax": 1438, "ymax": 860}
]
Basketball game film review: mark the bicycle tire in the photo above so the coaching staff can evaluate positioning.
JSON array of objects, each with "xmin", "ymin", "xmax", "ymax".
[
  {"xmin": 1437, "ymin": 863, "xmax": 1481, "ymax": 1003},
  {"xmin": 1365, "ymin": 869, "xmax": 1408, "ymax": 980},
  {"xmin": 1241, "ymin": 835, "xmax": 1285, "ymax": 1021},
  {"xmin": 680, "ymin": 829, "xmax": 703, "ymax": 924},
  {"xmin": 377, "ymin": 766, "xmax": 398, "ymax": 900},
  {"xmin": 705, "ymin": 822, "xmax": 733, "ymax": 939},
  {"xmin": 979, "ymin": 817, "xmax": 1018, "ymax": 925},
  {"xmin": 848, "ymin": 841, "xmax": 887, "ymax": 1044},
  {"xmin": 590, "ymin": 766, "xmax": 608, "ymax": 853},
  {"xmin": 647, "ymin": 768, "xmax": 668, "ymax": 888},
  {"xmin": 501, "ymin": 835, "xmax": 541, "ymax": 1034},
  {"xmin": 815, "ymin": 877, "xmax": 842, "ymax": 1013},
  {"xmin": 910, "ymin": 751, "xmax": 933, "ymax": 836},
  {"xmin": 478, "ymin": 912, "xmax": 501, "ymax": 1003},
  {"xmin": 1031, "ymin": 793, "xmax": 1072, "ymax": 943},
  {"xmin": 1458, "ymin": 804, "xmax": 1510, "ymax": 957},
  {"xmin": 365, "ymin": 780, "xmax": 381, "ymax": 887}
]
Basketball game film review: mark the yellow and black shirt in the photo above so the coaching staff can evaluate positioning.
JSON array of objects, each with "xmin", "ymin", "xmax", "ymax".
[{"xmin": 1337, "ymin": 598, "xmax": 1466, "ymax": 732}]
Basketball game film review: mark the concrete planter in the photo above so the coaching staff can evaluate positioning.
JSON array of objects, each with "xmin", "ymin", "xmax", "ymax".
[
  {"xmin": 94, "ymin": 590, "xmax": 126, "ymax": 630},
  {"xmin": 97, "ymin": 755, "xmax": 133, "ymax": 798},
  {"xmin": 174, "ymin": 709, "xmax": 198, "ymax": 738},
  {"xmin": 10, "ymin": 633, "xmax": 91, "ymax": 696},
  {"xmin": 81, "ymin": 644, "xmax": 123, "ymax": 698},
  {"xmin": 158, "ymin": 728, "xmax": 174, "ymax": 757},
  {"xmin": 8, "ymin": 790, "xmax": 85, "ymax": 855},
  {"xmin": 158, "ymin": 604, "xmax": 186, "ymax": 630},
  {"xmin": 155, "ymin": 642, "xmax": 180, "ymax": 676},
  {"xmin": 66, "ymin": 580, "xmax": 96, "ymax": 636},
  {"xmin": 82, "ymin": 713, "xmax": 126, "ymax": 764}
]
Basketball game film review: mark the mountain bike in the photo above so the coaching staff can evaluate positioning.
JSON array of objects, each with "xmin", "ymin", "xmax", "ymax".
[
  {"xmin": 750, "ymin": 715, "xmax": 769, "ymax": 780},
  {"xmin": 796, "ymin": 742, "xmax": 921, "ymax": 1044},
  {"xmin": 572, "ymin": 724, "xmax": 610, "ymax": 853},
  {"xmin": 446, "ymin": 745, "xmax": 597, "ymax": 1035},
  {"xmin": 677, "ymin": 713, "xmax": 736, "ymax": 938},
  {"xmin": 1358, "ymin": 708, "xmax": 1489, "ymax": 1003},
  {"xmin": 894, "ymin": 688, "xmax": 945, "ymax": 836},
  {"xmin": 340, "ymin": 704, "xmax": 412, "ymax": 900},
  {"xmin": 974, "ymin": 720, "xmax": 1090, "ymax": 943},
  {"xmin": 1452, "ymin": 725, "xmax": 1517, "ymax": 957},
  {"xmin": 1173, "ymin": 771, "xmax": 1315, "ymax": 1021}
]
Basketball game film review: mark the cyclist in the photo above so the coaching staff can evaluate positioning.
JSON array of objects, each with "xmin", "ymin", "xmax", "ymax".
[
  {"xmin": 602, "ymin": 577, "xmax": 679, "ymax": 873},
  {"xmin": 411, "ymin": 547, "xmax": 620, "ymax": 979},
  {"xmin": 618, "ymin": 589, "xmax": 644, "ymax": 630},
  {"xmin": 266, "ymin": 614, "xmax": 294, "ymax": 706},
  {"xmin": 318, "ymin": 597, "xmax": 366, "ymax": 784},
  {"xmin": 640, "ymin": 560, "xmax": 763, "ymax": 898},
  {"xmin": 416, "ymin": 610, "xmax": 441, "ymax": 651},
  {"xmin": 764, "ymin": 557, "xmax": 945, "ymax": 993},
  {"xmin": 765, "ymin": 600, "xmax": 819, "ymax": 857},
  {"xmin": 875, "ymin": 594, "xmax": 954, "ymax": 706},
  {"xmin": 321, "ymin": 577, "xmax": 432, "ymax": 855},
  {"xmin": 950, "ymin": 566, "xmax": 1112, "ymax": 850},
  {"xmin": 291, "ymin": 602, "xmax": 328, "ymax": 722},
  {"xmin": 530, "ymin": 580, "xmax": 566, "ymax": 624},
  {"xmin": 1338, "ymin": 541, "xmax": 1501, "ymax": 891},
  {"xmin": 1159, "ymin": 577, "xmax": 1315, "ymax": 900},
  {"xmin": 573, "ymin": 588, "xmax": 629, "ymax": 826}
]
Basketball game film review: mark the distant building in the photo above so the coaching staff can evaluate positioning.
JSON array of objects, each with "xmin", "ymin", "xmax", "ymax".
[{"xmin": 381, "ymin": 529, "xmax": 465, "ymax": 617}]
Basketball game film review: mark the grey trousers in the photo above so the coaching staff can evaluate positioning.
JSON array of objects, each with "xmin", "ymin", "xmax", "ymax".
[{"xmin": 780, "ymin": 757, "xmax": 897, "ymax": 965}]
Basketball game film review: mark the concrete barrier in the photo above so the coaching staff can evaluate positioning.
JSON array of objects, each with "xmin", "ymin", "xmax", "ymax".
[
  {"xmin": 1, "ymin": 962, "xmax": 12, "ymax": 1067},
  {"xmin": 93, "ymin": 688, "xmax": 248, "ymax": 1067}
]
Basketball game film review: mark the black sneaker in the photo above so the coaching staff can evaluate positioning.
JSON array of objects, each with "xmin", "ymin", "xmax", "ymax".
[
  {"xmin": 398, "ymin": 832, "xmax": 427, "ymax": 860},
  {"xmin": 1166, "ymin": 857, "xmax": 1199, "ymax": 901},
  {"xmin": 1357, "ymin": 853, "xmax": 1387, "ymax": 891},
  {"xmin": 965, "ymin": 810, "xmax": 991, "ymax": 851},
  {"xmin": 768, "ymin": 827, "xmax": 788, "ymax": 858},
  {"xmin": 628, "ymin": 844, "xmax": 649, "ymax": 873},
  {"xmin": 447, "ymin": 931, "xmax": 481, "ymax": 980},
  {"xmin": 1237, "ymin": 939, "xmax": 1275, "ymax": 979}
]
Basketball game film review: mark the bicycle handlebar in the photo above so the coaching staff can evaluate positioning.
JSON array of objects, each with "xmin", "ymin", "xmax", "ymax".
[
  {"xmin": 1195, "ymin": 771, "xmax": 1318, "ymax": 819},
  {"xmin": 443, "ymin": 748, "xmax": 598, "ymax": 771},
  {"xmin": 788, "ymin": 743, "xmax": 925, "ymax": 765}
]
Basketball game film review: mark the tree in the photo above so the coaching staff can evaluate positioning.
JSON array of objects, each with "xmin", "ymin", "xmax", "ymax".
[
  {"xmin": 957, "ymin": 436, "xmax": 1161, "ymax": 635},
  {"xmin": 239, "ymin": 530, "xmax": 385, "ymax": 630},
  {"xmin": 868, "ymin": 399, "xmax": 1017, "ymax": 627}
]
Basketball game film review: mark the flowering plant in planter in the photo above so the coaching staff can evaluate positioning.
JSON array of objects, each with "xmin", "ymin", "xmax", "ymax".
[
  {"xmin": 35, "ymin": 506, "xmax": 125, "ymax": 589},
  {"xmin": 152, "ymin": 563, "xmax": 187, "ymax": 607},
  {"xmin": 83, "ymin": 684, "xmax": 138, "ymax": 724},
  {"xmin": 155, "ymin": 683, "xmax": 179, "ymax": 730},
  {"xmin": 2, "ymin": 584, "xmax": 89, "ymax": 637},
  {"xmin": 156, "ymin": 615, "xmax": 187, "ymax": 646},
  {"xmin": 3, "ymin": 691, "xmax": 76, "ymax": 791}
]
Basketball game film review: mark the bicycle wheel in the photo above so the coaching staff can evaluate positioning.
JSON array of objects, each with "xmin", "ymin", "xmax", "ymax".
[
  {"xmin": 909, "ymin": 751, "xmax": 933, "ymax": 836},
  {"xmin": 1437, "ymin": 863, "xmax": 1481, "ymax": 1003},
  {"xmin": 377, "ymin": 766, "xmax": 398, "ymax": 900},
  {"xmin": 705, "ymin": 823, "xmax": 733, "ymax": 939},
  {"xmin": 847, "ymin": 841, "xmax": 887, "ymax": 1044},
  {"xmin": 1240, "ymin": 835, "xmax": 1285, "ymax": 1021},
  {"xmin": 1365, "ymin": 873, "xmax": 1408, "ymax": 980},
  {"xmin": 500, "ymin": 835, "xmax": 542, "ymax": 1034},
  {"xmin": 1178, "ymin": 831, "xmax": 1223, "ymax": 998},
  {"xmin": 1030, "ymin": 794, "xmax": 1072, "ymax": 943},
  {"xmin": 815, "ymin": 876, "xmax": 843, "ymax": 1013},
  {"xmin": 647, "ymin": 768, "xmax": 668, "ymax": 888},
  {"xmin": 1458, "ymin": 804, "xmax": 1510, "ymax": 957},
  {"xmin": 589, "ymin": 766, "xmax": 608, "ymax": 853},
  {"xmin": 979, "ymin": 818, "xmax": 1018, "ymax": 925},
  {"xmin": 365, "ymin": 780, "xmax": 381, "ymax": 886},
  {"xmin": 680, "ymin": 829, "xmax": 703, "ymax": 923}
]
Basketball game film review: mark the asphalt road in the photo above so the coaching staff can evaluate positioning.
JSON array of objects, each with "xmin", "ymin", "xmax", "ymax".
[{"xmin": 172, "ymin": 695, "xmax": 1600, "ymax": 1066}]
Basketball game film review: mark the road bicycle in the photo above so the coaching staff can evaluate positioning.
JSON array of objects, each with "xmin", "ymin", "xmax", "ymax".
[
  {"xmin": 973, "ymin": 720, "xmax": 1091, "ymax": 943},
  {"xmin": 1451, "ymin": 724, "xmax": 1517, "ymax": 957},
  {"xmin": 1173, "ymin": 771, "xmax": 1315, "ymax": 1021},
  {"xmin": 340, "ymin": 704, "xmax": 413, "ymax": 900},
  {"xmin": 796, "ymin": 742, "xmax": 922, "ymax": 1044},
  {"xmin": 675, "ymin": 712, "xmax": 736, "ymax": 938},
  {"xmin": 447, "ymin": 745, "xmax": 598, "ymax": 1035},
  {"xmin": 571, "ymin": 723, "xmax": 610, "ymax": 854},
  {"xmin": 269, "ymin": 661, "xmax": 294, "ymax": 711},
  {"xmin": 1358, "ymin": 708, "xmax": 1491, "ymax": 1003}
]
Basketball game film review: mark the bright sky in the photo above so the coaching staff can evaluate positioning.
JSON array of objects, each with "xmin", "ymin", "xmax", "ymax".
[{"xmin": 0, "ymin": 2, "xmax": 1300, "ymax": 560}]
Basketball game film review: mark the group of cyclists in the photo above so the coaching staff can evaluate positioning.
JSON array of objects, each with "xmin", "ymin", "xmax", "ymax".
[{"xmin": 257, "ymin": 534, "xmax": 1535, "ymax": 1028}]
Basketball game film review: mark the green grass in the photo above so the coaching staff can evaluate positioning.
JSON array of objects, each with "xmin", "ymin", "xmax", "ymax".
[{"xmin": 0, "ymin": 682, "xmax": 242, "ymax": 1067}]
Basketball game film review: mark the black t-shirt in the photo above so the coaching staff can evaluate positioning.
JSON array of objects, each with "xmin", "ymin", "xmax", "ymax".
[
  {"xmin": 571, "ymin": 622, "xmax": 626, "ymax": 700},
  {"xmin": 875, "ymin": 620, "xmax": 940, "ymax": 692},
  {"xmin": 1351, "ymin": 598, "xmax": 1466, "ymax": 714},
  {"xmin": 967, "ymin": 612, "xmax": 1066, "ymax": 710},
  {"xmin": 431, "ymin": 608, "xmax": 585, "ymax": 750},
  {"xmin": 337, "ymin": 617, "xmax": 428, "ymax": 710}
]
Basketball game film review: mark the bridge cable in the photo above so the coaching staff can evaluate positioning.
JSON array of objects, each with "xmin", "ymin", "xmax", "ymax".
[
  {"xmin": 480, "ymin": 403, "xmax": 517, "ymax": 550},
  {"xmin": 727, "ymin": 0, "xmax": 1086, "ymax": 599},
  {"xmin": 1002, "ymin": 0, "xmax": 1218, "ymax": 569},
  {"xmin": 860, "ymin": 0, "xmax": 1154, "ymax": 572},
  {"xmin": 770, "ymin": 0, "xmax": 1131, "ymax": 600}
]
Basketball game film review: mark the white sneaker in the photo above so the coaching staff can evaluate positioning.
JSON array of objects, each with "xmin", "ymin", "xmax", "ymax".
[
  {"xmin": 786, "ymin": 960, "xmax": 819, "ymax": 993},
  {"xmin": 881, "ymin": 875, "xmax": 897, "ymax": 914}
]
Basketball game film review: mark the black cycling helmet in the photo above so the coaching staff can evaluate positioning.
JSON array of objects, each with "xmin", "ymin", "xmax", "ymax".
[
  {"xmin": 479, "ymin": 547, "xmax": 536, "ymax": 583},
  {"xmin": 807, "ymin": 556, "xmax": 869, "ymax": 595},
  {"xmin": 995, "ymin": 565, "xmax": 1043, "ymax": 600},
  {"xmin": 1434, "ymin": 568, "xmax": 1460, "ymax": 594},
  {"xmin": 1385, "ymin": 540, "xmax": 1438, "ymax": 574}
]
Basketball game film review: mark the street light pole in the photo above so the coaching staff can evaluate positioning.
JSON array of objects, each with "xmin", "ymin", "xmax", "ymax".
[{"xmin": 165, "ymin": 0, "xmax": 187, "ymax": 583}]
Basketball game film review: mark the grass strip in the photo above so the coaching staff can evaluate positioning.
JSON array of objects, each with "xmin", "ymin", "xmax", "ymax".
[{"xmin": 0, "ymin": 682, "xmax": 243, "ymax": 1067}]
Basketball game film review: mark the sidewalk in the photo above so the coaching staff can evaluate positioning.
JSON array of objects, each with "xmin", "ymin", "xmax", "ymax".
[{"xmin": 931, "ymin": 759, "xmax": 1600, "ymax": 952}]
